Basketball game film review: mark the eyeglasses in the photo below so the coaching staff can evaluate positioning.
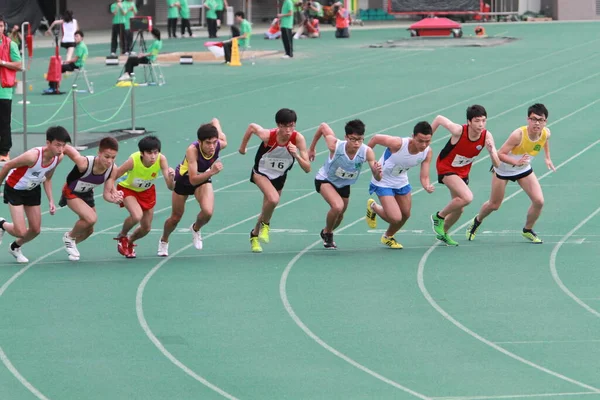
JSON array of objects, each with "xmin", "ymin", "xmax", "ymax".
[
  {"xmin": 346, "ymin": 136, "xmax": 364, "ymax": 143},
  {"xmin": 528, "ymin": 117, "xmax": 546, "ymax": 124}
]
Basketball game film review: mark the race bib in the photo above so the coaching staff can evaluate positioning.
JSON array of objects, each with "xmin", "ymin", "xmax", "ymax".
[
  {"xmin": 391, "ymin": 165, "xmax": 407, "ymax": 176},
  {"xmin": 73, "ymin": 180, "xmax": 96, "ymax": 193},
  {"xmin": 26, "ymin": 176, "xmax": 46, "ymax": 190},
  {"xmin": 451, "ymin": 154, "xmax": 475, "ymax": 167},
  {"xmin": 334, "ymin": 167, "xmax": 358, "ymax": 180},
  {"xmin": 133, "ymin": 178, "xmax": 154, "ymax": 189},
  {"xmin": 264, "ymin": 157, "xmax": 292, "ymax": 171}
]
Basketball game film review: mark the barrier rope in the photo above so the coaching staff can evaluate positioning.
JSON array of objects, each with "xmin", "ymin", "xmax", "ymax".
[
  {"xmin": 75, "ymin": 86, "xmax": 132, "ymax": 123},
  {"xmin": 11, "ymin": 88, "xmax": 74, "ymax": 127}
]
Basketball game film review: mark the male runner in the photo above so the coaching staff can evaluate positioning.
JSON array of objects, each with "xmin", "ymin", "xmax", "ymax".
[
  {"xmin": 0, "ymin": 126, "xmax": 71, "ymax": 263},
  {"xmin": 239, "ymin": 108, "xmax": 311, "ymax": 253},
  {"xmin": 430, "ymin": 105, "xmax": 500, "ymax": 246},
  {"xmin": 466, "ymin": 103, "xmax": 555, "ymax": 243},
  {"xmin": 308, "ymin": 120, "xmax": 382, "ymax": 249},
  {"xmin": 115, "ymin": 135, "xmax": 175, "ymax": 258},
  {"xmin": 59, "ymin": 137, "xmax": 123, "ymax": 261},
  {"xmin": 365, "ymin": 121, "xmax": 435, "ymax": 249},
  {"xmin": 159, "ymin": 119, "xmax": 227, "ymax": 256}
]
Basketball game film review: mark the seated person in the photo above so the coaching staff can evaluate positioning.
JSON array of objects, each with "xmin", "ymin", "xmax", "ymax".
[
  {"xmin": 118, "ymin": 28, "xmax": 162, "ymax": 81},
  {"xmin": 264, "ymin": 18, "xmax": 281, "ymax": 39},
  {"xmin": 223, "ymin": 11, "xmax": 252, "ymax": 63},
  {"xmin": 333, "ymin": 2, "xmax": 350, "ymax": 38},
  {"xmin": 44, "ymin": 30, "xmax": 88, "ymax": 94}
]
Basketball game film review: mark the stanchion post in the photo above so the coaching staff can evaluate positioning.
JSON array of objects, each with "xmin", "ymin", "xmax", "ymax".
[
  {"xmin": 121, "ymin": 73, "xmax": 146, "ymax": 134},
  {"xmin": 72, "ymin": 84, "xmax": 78, "ymax": 146},
  {"xmin": 21, "ymin": 21, "xmax": 30, "ymax": 151}
]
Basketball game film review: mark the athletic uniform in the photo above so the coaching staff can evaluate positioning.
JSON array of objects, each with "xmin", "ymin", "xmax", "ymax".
[
  {"xmin": 59, "ymin": 156, "xmax": 113, "ymax": 208},
  {"xmin": 369, "ymin": 137, "xmax": 430, "ymax": 197},
  {"xmin": 61, "ymin": 19, "xmax": 77, "ymax": 49},
  {"xmin": 117, "ymin": 152, "xmax": 161, "ymax": 211},
  {"xmin": 251, "ymin": 129, "xmax": 297, "ymax": 191},
  {"xmin": 494, "ymin": 126, "xmax": 547, "ymax": 182},
  {"xmin": 3, "ymin": 147, "xmax": 58, "ymax": 207},
  {"xmin": 436, "ymin": 124, "xmax": 487, "ymax": 185},
  {"xmin": 315, "ymin": 140, "xmax": 368, "ymax": 198},
  {"xmin": 174, "ymin": 140, "xmax": 220, "ymax": 195}
]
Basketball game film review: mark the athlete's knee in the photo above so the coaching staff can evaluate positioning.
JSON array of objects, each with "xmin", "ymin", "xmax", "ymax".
[
  {"xmin": 265, "ymin": 193, "xmax": 280, "ymax": 208},
  {"xmin": 169, "ymin": 211, "xmax": 184, "ymax": 225},
  {"xmin": 532, "ymin": 196, "xmax": 544, "ymax": 209},
  {"xmin": 488, "ymin": 201, "xmax": 502, "ymax": 211},
  {"xmin": 461, "ymin": 192, "xmax": 474, "ymax": 206},
  {"xmin": 13, "ymin": 225, "xmax": 27, "ymax": 238},
  {"xmin": 139, "ymin": 222, "xmax": 152, "ymax": 235},
  {"xmin": 83, "ymin": 213, "xmax": 97, "ymax": 226},
  {"xmin": 29, "ymin": 225, "xmax": 41, "ymax": 237},
  {"xmin": 330, "ymin": 201, "xmax": 345, "ymax": 215},
  {"xmin": 200, "ymin": 209, "xmax": 213, "ymax": 221}
]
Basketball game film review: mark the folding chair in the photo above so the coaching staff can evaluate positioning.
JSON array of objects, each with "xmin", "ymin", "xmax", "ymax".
[
  {"xmin": 72, "ymin": 67, "xmax": 94, "ymax": 94},
  {"xmin": 141, "ymin": 61, "xmax": 166, "ymax": 86}
]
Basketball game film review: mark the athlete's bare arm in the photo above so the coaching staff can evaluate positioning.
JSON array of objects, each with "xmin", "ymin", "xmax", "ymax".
[
  {"xmin": 63, "ymin": 144, "xmax": 89, "ymax": 173},
  {"xmin": 289, "ymin": 133, "xmax": 311, "ymax": 173},
  {"xmin": 160, "ymin": 154, "xmax": 176, "ymax": 190},
  {"xmin": 43, "ymin": 167, "xmax": 57, "ymax": 215},
  {"xmin": 366, "ymin": 147, "xmax": 382, "ymax": 181},
  {"xmin": 115, "ymin": 157, "xmax": 134, "ymax": 179},
  {"xmin": 367, "ymin": 134, "xmax": 402, "ymax": 153},
  {"xmin": 431, "ymin": 115, "xmax": 463, "ymax": 137},
  {"xmin": 309, "ymin": 122, "xmax": 338, "ymax": 161},
  {"xmin": 239, "ymin": 123, "xmax": 270, "ymax": 154},
  {"xmin": 498, "ymin": 129, "xmax": 527, "ymax": 167},
  {"xmin": 420, "ymin": 149, "xmax": 435, "ymax": 193},
  {"xmin": 543, "ymin": 128, "xmax": 555, "ymax": 172},
  {"xmin": 211, "ymin": 118, "xmax": 228, "ymax": 150},
  {"xmin": 484, "ymin": 132, "xmax": 501, "ymax": 168},
  {"xmin": 0, "ymin": 150, "xmax": 38, "ymax": 183},
  {"xmin": 104, "ymin": 165, "xmax": 124, "ymax": 204},
  {"xmin": 187, "ymin": 145, "xmax": 221, "ymax": 186}
]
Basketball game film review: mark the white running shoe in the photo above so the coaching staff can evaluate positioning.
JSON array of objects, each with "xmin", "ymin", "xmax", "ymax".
[
  {"xmin": 157, "ymin": 240, "xmax": 169, "ymax": 257},
  {"xmin": 190, "ymin": 223, "xmax": 203, "ymax": 250},
  {"xmin": 63, "ymin": 232, "xmax": 80, "ymax": 258},
  {"xmin": 9, "ymin": 246, "xmax": 29, "ymax": 263}
]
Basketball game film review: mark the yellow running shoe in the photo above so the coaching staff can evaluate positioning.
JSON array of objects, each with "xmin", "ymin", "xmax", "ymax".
[
  {"xmin": 522, "ymin": 230, "xmax": 542, "ymax": 244},
  {"xmin": 366, "ymin": 199, "xmax": 377, "ymax": 229},
  {"xmin": 381, "ymin": 235, "xmax": 403, "ymax": 249},
  {"xmin": 258, "ymin": 222, "xmax": 270, "ymax": 243},
  {"xmin": 250, "ymin": 236, "xmax": 263, "ymax": 253}
]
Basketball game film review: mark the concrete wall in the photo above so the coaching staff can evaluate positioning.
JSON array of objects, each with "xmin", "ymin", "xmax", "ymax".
[{"xmin": 556, "ymin": 0, "xmax": 598, "ymax": 20}]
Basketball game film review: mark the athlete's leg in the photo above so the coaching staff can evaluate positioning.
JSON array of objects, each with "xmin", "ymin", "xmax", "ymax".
[
  {"xmin": 517, "ymin": 172, "xmax": 544, "ymax": 230},
  {"xmin": 130, "ymin": 208, "xmax": 154, "ymax": 243},
  {"xmin": 193, "ymin": 183, "xmax": 214, "ymax": 231},
  {"xmin": 372, "ymin": 195, "xmax": 402, "ymax": 225},
  {"xmin": 2, "ymin": 204, "xmax": 28, "ymax": 239},
  {"xmin": 251, "ymin": 173, "xmax": 280, "ymax": 236},
  {"xmin": 161, "ymin": 191, "xmax": 188, "ymax": 243},
  {"xmin": 440, "ymin": 175, "xmax": 473, "ymax": 232},
  {"xmin": 66, "ymin": 197, "xmax": 97, "ymax": 243},
  {"xmin": 16, "ymin": 205, "xmax": 42, "ymax": 246},
  {"xmin": 387, "ymin": 192, "xmax": 412, "ymax": 237},
  {"xmin": 119, "ymin": 196, "xmax": 143, "ymax": 238},
  {"xmin": 319, "ymin": 183, "xmax": 345, "ymax": 233},
  {"xmin": 477, "ymin": 174, "xmax": 508, "ymax": 222}
]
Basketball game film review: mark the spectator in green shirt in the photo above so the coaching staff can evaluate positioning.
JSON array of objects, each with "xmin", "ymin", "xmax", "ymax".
[
  {"xmin": 215, "ymin": 0, "xmax": 229, "ymax": 30},
  {"xmin": 123, "ymin": 0, "xmax": 138, "ymax": 53},
  {"xmin": 110, "ymin": 0, "xmax": 127, "ymax": 55},
  {"xmin": 167, "ymin": 0, "xmax": 180, "ymax": 38},
  {"xmin": 223, "ymin": 11, "xmax": 252, "ymax": 63},
  {"xmin": 0, "ymin": 15, "xmax": 22, "ymax": 161},
  {"xmin": 119, "ymin": 28, "xmax": 162, "ymax": 80},
  {"xmin": 44, "ymin": 30, "xmax": 88, "ymax": 94},
  {"xmin": 278, "ymin": 0, "xmax": 294, "ymax": 58},
  {"xmin": 180, "ymin": 0, "xmax": 193, "ymax": 37},
  {"xmin": 204, "ymin": 0, "xmax": 218, "ymax": 38}
]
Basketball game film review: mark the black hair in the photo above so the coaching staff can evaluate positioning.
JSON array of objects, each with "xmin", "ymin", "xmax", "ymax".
[
  {"xmin": 138, "ymin": 135, "xmax": 162, "ymax": 152},
  {"xmin": 197, "ymin": 124, "xmax": 219, "ymax": 141},
  {"xmin": 344, "ymin": 119, "xmax": 365, "ymax": 136},
  {"xmin": 151, "ymin": 28, "xmax": 161, "ymax": 40},
  {"xmin": 63, "ymin": 10, "xmax": 74, "ymax": 23},
  {"xmin": 75, "ymin": 30, "xmax": 84, "ymax": 38},
  {"xmin": 99, "ymin": 137, "xmax": 119, "ymax": 151},
  {"xmin": 413, "ymin": 121, "xmax": 432, "ymax": 136},
  {"xmin": 528, "ymin": 103, "xmax": 548, "ymax": 119},
  {"xmin": 466, "ymin": 104, "xmax": 487, "ymax": 121},
  {"xmin": 235, "ymin": 11, "xmax": 245, "ymax": 18},
  {"xmin": 275, "ymin": 108, "xmax": 297, "ymax": 125},
  {"xmin": 46, "ymin": 126, "xmax": 72, "ymax": 143}
]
